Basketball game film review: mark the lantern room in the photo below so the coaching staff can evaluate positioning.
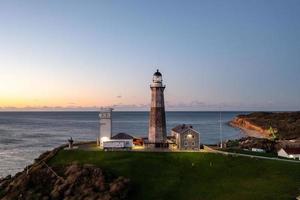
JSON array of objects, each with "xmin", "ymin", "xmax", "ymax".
[{"xmin": 153, "ymin": 69, "xmax": 162, "ymax": 83}]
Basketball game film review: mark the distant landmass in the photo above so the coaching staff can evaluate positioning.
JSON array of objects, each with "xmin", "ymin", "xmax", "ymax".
[{"xmin": 230, "ymin": 112, "xmax": 300, "ymax": 140}]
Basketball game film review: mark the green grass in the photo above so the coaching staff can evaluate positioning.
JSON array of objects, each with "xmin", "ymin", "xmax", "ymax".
[
  {"xmin": 221, "ymin": 148, "xmax": 278, "ymax": 158},
  {"xmin": 49, "ymin": 150, "xmax": 300, "ymax": 200},
  {"xmin": 220, "ymin": 148, "xmax": 300, "ymax": 161}
]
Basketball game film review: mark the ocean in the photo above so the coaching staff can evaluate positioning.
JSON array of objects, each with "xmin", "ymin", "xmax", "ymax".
[{"xmin": 0, "ymin": 111, "xmax": 248, "ymax": 177}]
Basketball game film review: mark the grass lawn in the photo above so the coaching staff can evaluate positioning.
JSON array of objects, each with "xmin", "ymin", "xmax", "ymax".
[
  {"xmin": 49, "ymin": 150, "xmax": 300, "ymax": 200},
  {"xmin": 220, "ymin": 148, "xmax": 278, "ymax": 158}
]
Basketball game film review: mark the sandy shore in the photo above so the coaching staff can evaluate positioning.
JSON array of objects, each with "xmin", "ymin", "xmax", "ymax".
[
  {"xmin": 229, "ymin": 121, "xmax": 270, "ymax": 139},
  {"xmin": 237, "ymin": 126, "xmax": 269, "ymax": 138}
]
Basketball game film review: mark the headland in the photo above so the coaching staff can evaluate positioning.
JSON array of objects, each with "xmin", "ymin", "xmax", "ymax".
[{"xmin": 230, "ymin": 112, "xmax": 300, "ymax": 139}]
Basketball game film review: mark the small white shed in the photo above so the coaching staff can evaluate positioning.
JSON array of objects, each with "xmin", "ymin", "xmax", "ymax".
[{"xmin": 277, "ymin": 147, "xmax": 300, "ymax": 160}]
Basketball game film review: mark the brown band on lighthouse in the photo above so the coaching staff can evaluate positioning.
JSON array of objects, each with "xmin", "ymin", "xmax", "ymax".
[{"xmin": 149, "ymin": 107, "xmax": 167, "ymax": 142}]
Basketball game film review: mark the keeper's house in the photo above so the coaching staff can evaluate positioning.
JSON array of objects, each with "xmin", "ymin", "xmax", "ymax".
[
  {"xmin": 171, "ymin": 124, "xmax": 200, "ymax": 150},
  {"xmin": 277, "ymin": 147, "xmax": 300, "ymax": 160}
]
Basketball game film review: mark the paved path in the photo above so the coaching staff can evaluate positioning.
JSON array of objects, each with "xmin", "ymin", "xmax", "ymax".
[
  {"xmin": 74, "ymin": 142, "xmax": 300, "ymax": 163},
  {"xmin": 204, "ymin": 146, "xmax": 300, "ymax": 164}
]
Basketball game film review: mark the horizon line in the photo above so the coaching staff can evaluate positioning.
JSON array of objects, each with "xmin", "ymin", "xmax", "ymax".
[{"xmin": 0, "ymin": 110, "xmax": 299, "ymax": 112}]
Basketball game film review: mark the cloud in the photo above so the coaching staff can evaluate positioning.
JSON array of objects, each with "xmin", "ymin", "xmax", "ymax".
[
  {"xmin": 68, "ymin": 102, "xmax": 77, "ymax": 105},
  {"xmin": 166, "ymin": 101, "xmax": 208, "ymax": 109},
  {"xmin": 0, "ymin": 99, "xmax": 299, "ymax": 111},
  {"xmin": 111, "ymin": 103, "xmax": 149, "ymax": 111}
]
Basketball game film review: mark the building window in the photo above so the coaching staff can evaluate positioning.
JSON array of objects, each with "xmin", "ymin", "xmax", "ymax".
[
  {"xmin": 184, "ymin": 141, "xmax": 188, "ymax": 147},
  {"xmin": 184, "ymin": 135, "xmax": 187, "ymax": 139},
  {"xmin": 192, "ymin": 135, "xmax": 195, "ymax": 138},
  {"xmin": 192, "ymin": 142, "xmax": 195, "ymax": 146}
]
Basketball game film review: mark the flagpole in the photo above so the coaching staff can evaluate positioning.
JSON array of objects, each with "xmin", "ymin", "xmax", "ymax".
[{"xmin": 219, "ymin": 110, "xmax": 223, "ymax": 148}]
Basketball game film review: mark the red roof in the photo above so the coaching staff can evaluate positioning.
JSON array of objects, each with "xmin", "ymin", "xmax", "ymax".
[{"xmin": 283, "ymin": 147, "xmax": 300, "ymax": 154}]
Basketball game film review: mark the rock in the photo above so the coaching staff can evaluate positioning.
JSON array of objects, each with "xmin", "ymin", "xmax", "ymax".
[
  {"xmin": 63, "ymin": 188, "xmax": 72, "ymax": 196},
  {"xmin": 96, "ymin": 176, "xmax": 106, "ymax": 191},
  {"xmin": 0, "ymin": 163, "xmax": 130, "ymax": 200},
  {"xmin": 0, "ymin": 175, "xmax": 12, "ymax": 189},
  {"xmin": 3, "ymin": 175, "xmax": 11, "ymax": 181},
  {"xmin": 65, "ymin": 164, "xmax": 81, "ymax": 175},
  {"xmin": 50, "ymin": 189, "xmax": 61, "ymax": 200},
  {"xmin": 42, "ymin": 196, "xmax": 49, "ymax": 200},
  {"xmin": 1, "ymin": 144, "xmax": 130, "ymax": 200},
  {"xmin": 109, "ymin": 177, "xmax": 130, "ymax": 199}
]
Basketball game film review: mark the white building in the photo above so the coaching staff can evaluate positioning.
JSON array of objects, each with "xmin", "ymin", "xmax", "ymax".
[
  {"xmin": 251, "ymin": 148, "xmax": 266, "ymax": 153},
  {"xmin": 277, "ymin": 147, "xmax": 300, "ymax": 160},
  {"xmin": 103, "ymin": 140, "xmax": 133, "ymax": 150},
  {"xmin": 99, "ymin": 108, "xmax": 113, "ymax": 147}
]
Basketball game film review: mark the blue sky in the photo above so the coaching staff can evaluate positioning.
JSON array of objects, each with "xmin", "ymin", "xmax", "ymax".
[{"xmin": 0, "ymin": 0, "xmax": 299, "ymax": 111}]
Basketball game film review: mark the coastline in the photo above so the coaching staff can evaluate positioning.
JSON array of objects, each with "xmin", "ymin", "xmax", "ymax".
[
  {"xmin": 234, "ymin": 125, "xmax": 269, "ymax": 139},
  {"xmin": 0, "ymin": 111, "xmax": 245, "ymax": 178},
  {"xmin": 0, "ymin": 142, "xmax": 130, "ymax": 200},
  {"xmin": 229, "ymin": 118, "xmax": 270, "ymax": 139},
  {"xmin": 230, "ymin": 112, "xmax": 300, "ymax": 140}
]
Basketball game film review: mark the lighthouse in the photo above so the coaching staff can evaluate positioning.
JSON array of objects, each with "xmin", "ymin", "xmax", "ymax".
[
  {"xmin": 148, "ymin": 69, "xmax": 167, "ymax": 143},
  {"xmin": 99, "ymin": 108, "xmax": 113, "ymax": 147}
]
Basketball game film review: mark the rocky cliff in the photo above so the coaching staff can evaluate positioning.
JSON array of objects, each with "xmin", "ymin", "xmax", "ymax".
[
  {"xmin": 230, "ymin": 112, "xmax": 300, "ymax": 139},
  {"xmin": 0, "ymin": 145, "xmax": 130, "ymax": 200}
]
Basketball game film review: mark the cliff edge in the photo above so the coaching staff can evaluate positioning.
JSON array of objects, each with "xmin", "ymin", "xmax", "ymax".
[
  {"xmin": 0, "ymin": 145, "xmax": 130, "ymax": 200},
  {"xmin": 230, "ymin": 112, "xmax": 300, "ymax": 140}
]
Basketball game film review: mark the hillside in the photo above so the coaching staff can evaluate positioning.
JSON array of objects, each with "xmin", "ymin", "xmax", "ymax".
[
  {"xmin": 230, "ymin": 112, "xmax": 300, "ymax": 139},
  {"xmin": 0, "ymin": 146, "xmax": 130, "ymax": 200},
  {"xmin": 48, "ymin": 150, "xmax": 300, "ymax": 200}
]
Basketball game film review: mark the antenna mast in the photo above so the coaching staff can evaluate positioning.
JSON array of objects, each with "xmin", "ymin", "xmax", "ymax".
[{"xmin": 219, "ymin": 110, "xmax": 223, "ymax": 148}]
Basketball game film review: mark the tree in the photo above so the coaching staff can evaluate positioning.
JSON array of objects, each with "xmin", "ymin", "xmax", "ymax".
[{"xmin": 268, "ymin": 126, "xmax": 279, "ymax": 140}]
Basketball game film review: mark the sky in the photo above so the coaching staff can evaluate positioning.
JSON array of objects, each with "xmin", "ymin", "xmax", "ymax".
[{"xmin": 0, "ymin": 0, "xmax": 300, "ymax": 111}]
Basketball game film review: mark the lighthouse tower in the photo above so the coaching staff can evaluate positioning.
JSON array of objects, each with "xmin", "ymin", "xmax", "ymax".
[
  {"xmin": 148, "ymin": 70, "xmax": 167, "ymax": 143},
  {"xmin": 99, "ymin": 108, "xmax": 113, "ymax": 147}
]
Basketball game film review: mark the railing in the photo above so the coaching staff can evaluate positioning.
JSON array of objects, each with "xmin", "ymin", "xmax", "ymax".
[{"xmin": 41, "ymin": 161, "xmax": 64, "ymax": 181}]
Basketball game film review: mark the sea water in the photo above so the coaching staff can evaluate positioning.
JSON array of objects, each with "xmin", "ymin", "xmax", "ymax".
[{"xmin": 0, "ymin": 111, "xmax": 248, "ymax": 177}]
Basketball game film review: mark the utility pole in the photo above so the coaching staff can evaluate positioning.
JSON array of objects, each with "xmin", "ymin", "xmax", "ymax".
[{"xmin": 219, "ymin": 111, "xmax": 223, "ymax": 149}]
